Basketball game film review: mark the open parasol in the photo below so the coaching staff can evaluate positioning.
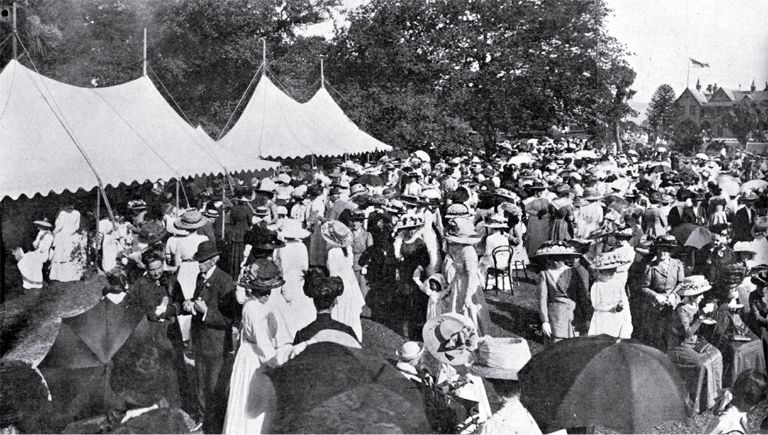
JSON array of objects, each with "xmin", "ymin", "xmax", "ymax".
[
  {"xmin": 741, "ymin": 179, "xmax": 768, "ymax": 193},
  {"xmin": 575, "ymin": 150, "xmax": 597, "ymax": 159},
  {"xmin": 716, "ymin": 174, "xmax": 740, "ymax": 197},
  {"xmin": 518, "ymin": 335, "xmax": 689, "ymax": 434},
  {"xmin": 670, "ymin": 223, "xmax": 713, "ymax": 249},
  {"xmin": 413, "ymin": 150, "xmax": 431, "ymax": 162},
  {"xmin": 651, "ymin": 164, "xmax": 674, "ymax": 173},
  {"xmin": 507, "ymin": 153, "xmax": 535, "ymax": 166},
  {"xmin": 38, "ymin": 298, "xmax": 144, "ymax": 421}
]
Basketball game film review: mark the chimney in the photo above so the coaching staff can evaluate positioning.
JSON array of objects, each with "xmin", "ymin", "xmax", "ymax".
[
  {"xmin": 739, "ymin": 84, "xmax": 742, "ymax": 91},
  {"xmin": 751, "ymin": 79, "xmax": 756, "ymax": 92},
  {"xmin": 696, "ymin": 78, "xmax": 701, "ymax": 91},
  {"xmin": 707, "ymin": 84, "xmax": 713, "ymax": 93},
  {"xmin": 764, "ymin": 82, "xmax": 768, "ymax": 91},
  {"xmin": 714, "ymin": 83, "xmax": 718, "ymax": 92}
]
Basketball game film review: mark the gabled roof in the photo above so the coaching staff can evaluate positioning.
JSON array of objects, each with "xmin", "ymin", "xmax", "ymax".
[
  {"xmin": 733, "ymin": 90, "xmax": 768, "ymax": 102},
  {"xmin": 676, "ymin": 87, "xmax": 708, "ymax": 105}
]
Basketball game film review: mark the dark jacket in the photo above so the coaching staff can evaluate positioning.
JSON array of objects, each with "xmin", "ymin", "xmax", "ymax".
[
  {"xmin": 293, "ymin": 313, "xmax": 358, "ymax": 345},
  {"xmin": 667, "ymin": 206, "xmax": 696, "ymax": 230},
  {"xmin": 190, "ymin": 266, "xmax": 237, "ymax": 358},
  {"xmin": 733, "ymin": 207, "xmax": 756, "ymax": 243}
]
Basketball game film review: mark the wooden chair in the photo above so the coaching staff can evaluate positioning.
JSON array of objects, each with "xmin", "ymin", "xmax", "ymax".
[{"xmin": 485, "ymin": 245, "xmax": 512, "ymax": 296}]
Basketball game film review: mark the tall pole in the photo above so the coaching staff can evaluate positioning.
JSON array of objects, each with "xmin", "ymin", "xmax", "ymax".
[
  {"xmin": 262, "ymin": 39, "xmax": 266, "ymax": 76},
  {"xmin": 686, "ymin": 59, "xmax": 690, "ymax": 89},
  {"xmin": 320, "ymin": 55, "xmax": 325, "ymax": 89},
  {"xmin": 11, "ymin": 2, "xmax": 16, "ymax": 60},
  {"xmin": 143, "ymin": 28, "xmax": 147, "ymax": 77}
]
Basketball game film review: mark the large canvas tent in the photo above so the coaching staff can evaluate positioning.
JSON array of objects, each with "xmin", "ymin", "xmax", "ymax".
[
  {"xmin": 218, "ymin": 74, "xmax": 392, "ymax": 159},
  {"xmin": 0, "ymin": 60, "xmax": 278, "ymax": 200}
]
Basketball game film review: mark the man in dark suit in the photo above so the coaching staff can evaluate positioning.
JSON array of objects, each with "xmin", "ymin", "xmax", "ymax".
[
  {"xmin": 732, "ymin": 192, "xmax": 758, "ymax": 243},
  {"xmin": 181, "ymin": 241, "xmax": 237, "ymax": 431},
  {"xmin": 667, "ymin": 189, "xmax": 696, "ymax": 230}
]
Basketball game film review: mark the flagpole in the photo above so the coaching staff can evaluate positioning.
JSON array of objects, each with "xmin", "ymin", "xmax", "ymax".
[{"xmin": 687, "ymin": 58, "xmax": 690, "ymax": 88}]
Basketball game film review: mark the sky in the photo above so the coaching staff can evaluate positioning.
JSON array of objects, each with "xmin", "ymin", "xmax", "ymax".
[{"xmin": 302, "ymin": 0, "xmax": 768, "ymax": 121}]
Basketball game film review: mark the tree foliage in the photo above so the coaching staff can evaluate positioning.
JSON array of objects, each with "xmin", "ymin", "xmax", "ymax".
[
  {"xmin": 726, "ymin": 98, "xmax": 764, "ymax": 147},
  {"xmin": 645, "ymin": 84, "xmax": 678, "ymax": 143},
  {"xmin": 328, "ymin": 0, "xmax": 636, "ymax": 154},
  {"xmin": 671, "ymin": 118, "xmax": 703, "ymax": 155}
]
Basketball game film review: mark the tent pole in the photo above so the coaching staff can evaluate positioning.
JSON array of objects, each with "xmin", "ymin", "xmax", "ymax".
[
  {"xmin": 11, "ymin": 2, "xmax": 16, "ymax": 60},
  {"xmin": 175, "ymin": 180, "xmax": 180, "ymax": 213},
  {"xmin": 95, "ymin": 189, "xmax": 100, "ymax": 267},
  {"xmin": 143, "ymin": 28, "xmax": 147, "ymax": 77},
  {"xmin": 320, "ymin": 56, "xmax": 325, "ymax": 89},
  {"xmin": 221, "ymin": 185, "xmax": 226, "ymax": 238},
  {"xmin": 262, "ymin": 39, "xmax": 266, "ymax": 75}
]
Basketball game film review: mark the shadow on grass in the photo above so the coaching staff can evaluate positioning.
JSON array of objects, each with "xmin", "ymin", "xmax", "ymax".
[{"xmin": 486, "ymin": 298, "xmax": 547, "ymax": 348}]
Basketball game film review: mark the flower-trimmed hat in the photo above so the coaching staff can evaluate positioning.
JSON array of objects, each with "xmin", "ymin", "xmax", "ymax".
[
  {"xmin": 445, "ymin": 203, "xmax": 472, "ymax": 219},
  {"xmin": 483, "ymin": 214, "xmax": 509, "ymax": 229},
  {"xmin": 321, "ymin": 220, "xmax": 353, "ymax": 248},
  {"xmin": 652, "ymin": 235, "xmax": 678, "ymax": 250},
  {"xmin": 33, "ymin": 218, "xmax": 53, "ymax": 228},
  {"xmin": 676, "ymin": 275, "xmax": 712, "ymax": 297},
  {"xmin": 277, "ymin": 218, "xmax": 311, "ymax": 240},
  {"xmin": 444, "ymin": 218, "xmax": 481, "ymax": 245},
  {"xmin": 590, "ymin": 250, "xmax": 632, "ymax": 270},
  {"xmin": 238, "ymin": 259, "xmax": 285, "ymax": 292},
  {"xmin": 395, "ymin": 213, "xmax": 425, "ymax": 232},
  {"xmin": 533, "ymin": 241, "xmax": 581, "ymax": 258},
  {"xmin": 175, "ymin": 209, "xmax": 208, "ymax": 230}
]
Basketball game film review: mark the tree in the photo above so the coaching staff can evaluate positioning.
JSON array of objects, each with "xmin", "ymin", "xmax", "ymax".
[
  {"xmin": 646, "ymin": 84, "xmax": 678, "ymax": 143},
  {"xmin": 671, "ymin": 118, "xmax": 703, "ymax": 155},
  {"xmin": 328, "ymin": 0, "xmax": 635, "ymax": 155},
  {"xmin": 726, "ymin": 98, "xmax": 763, "ymax": 147}
]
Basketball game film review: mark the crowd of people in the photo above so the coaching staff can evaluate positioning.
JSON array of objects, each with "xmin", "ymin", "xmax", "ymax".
[{"xmin": 13, "ymin": 137, "xmax": 768, "ymax": 433}]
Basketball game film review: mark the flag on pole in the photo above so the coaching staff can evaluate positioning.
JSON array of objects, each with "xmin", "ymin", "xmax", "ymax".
[{"xmin": 690, "ymin": 58, "xmax": 710, "ymax": 68}]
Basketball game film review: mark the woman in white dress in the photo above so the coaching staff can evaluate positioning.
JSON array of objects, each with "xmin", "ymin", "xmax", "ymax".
[
  {"xmin": 322, "ymin": 220, "xmax": 365, "ymax": 341},
  {"xmin": 16, "ymin": 219, "xmax": 54, "ymax": 289},
  {"xmin": 587, "ymin": 251, "xmax": 633, "ymax": 338},
  {"xmin": 49, "ymin": 203, "xmax": 84, "ymax": 282},
  {"xmin": 100, "ymin": 215, "xmax": 130, "ymax": 274},
  {"xmin": 222, "ymin": 261, "xmax": 284, "ymax": 434},
  {"xmin": 274, "ymin": 219, "xmax": 315, "ymax": 336}
]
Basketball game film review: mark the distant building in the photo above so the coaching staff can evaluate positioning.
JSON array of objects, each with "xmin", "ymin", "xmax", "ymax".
[{"xmin": 675, "ymin": 79, "xmax": 768, "ymax": 137}]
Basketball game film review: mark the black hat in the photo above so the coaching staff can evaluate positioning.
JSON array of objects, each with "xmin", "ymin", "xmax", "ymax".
[{"xmin": 193, "ymin": 240, "xmax": 220, "ymax": 262}]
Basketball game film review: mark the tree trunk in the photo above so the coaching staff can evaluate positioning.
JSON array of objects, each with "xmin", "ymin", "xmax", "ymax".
[
  {"xmin": 614, "ymin": 121, "xmax": 622, "ymax": 154},
  {"xmin": 483, "ymin": 131, "xmax": 497, "ymax": 160}
]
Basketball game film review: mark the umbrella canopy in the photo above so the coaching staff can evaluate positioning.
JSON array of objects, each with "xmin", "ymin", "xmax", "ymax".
[
  {"xmin": 518, "ymin": 335, "xmax": 689, "ymax": 434},
  {"xmin": 38, "ymin": 298, "xmax": 144, "ymax": 421},
  {"xmin": 670, "ymin": 223, "xmax": 713, "ymax": 249},
  {"xmin": 603, "ymin": 195, "xmax": 629, "ymax": 214},
  {"xmin": 413, "ymin": 150, "xmax": 431, "ymax": 162},
  {"xmin": 741, "ymin": 179, "xmax": 768, "ymax": 193},
  {"xmin": 508, "ymin": 153, "xmax": 535, "ymax": 166},
  {"xmin": 575, "ymin": 150, "xmax": 597, "ymax": 159},
  {"xmin": 695, "ymin": 153, "xmax": 709, "ymax": 160},
  {"xmin": 716, "ymin": 174, "xmax": 740, "ymax": 197},
  {"xmin": 652, "ymin": 164, "xmax": 674, "ymax": 173},
  {"xmin": 353, "ymin": 173, "xmax": 385, "ymax": 187}
]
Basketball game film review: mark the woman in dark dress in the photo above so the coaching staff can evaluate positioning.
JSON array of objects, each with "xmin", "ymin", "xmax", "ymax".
[
  {"xmin": 394, "ymin": 213, "xmax": 431, "ymax": 340},
  {"xmin": 226, "ymin": 187, "xmax": 254, "ymax": 280}
]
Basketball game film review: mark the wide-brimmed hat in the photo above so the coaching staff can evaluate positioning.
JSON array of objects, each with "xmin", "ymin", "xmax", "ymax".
[
  {"xmin": 494, "ymin": 188, "xmax": 516, "ymax": 201},
  {"xmin": 382, "ymin": 200, "xmax": 406, "ymax": 214},
  {"xmin": 254, "ymin": 206, "xmax": 270, "ymax": 217},
  {"xmin": 676, "ymin": 275, "xmax": 712, "ymax": 297},
  {"xmin": 423, "ymin": 313, "xmax": 478, "ymax": 366},
  {"xmin": 468, "ymin": 337, "xmax": 532, "ymax": 380},
  {"xmin": 167, "ymin": 222, "xmax": 190, "ymax": 236},
  {"xmin": 396, "ymin": 341, "xmax": 425, "ymax": 362},
  {"xmin": 255, "ymin": 178, "xmax": 278, "ymax": 195},
  {"xmin": 193, "ymin": 240, "xmax": 220, "ymax": 262},
  {"xmin": 529, "ymin": 181, "xmax": 549, "ymax": 191},
  {"xmin": 752, "ymin": 216, "xmax": 768, "ymax": 238},
  {"xmin": 733, "ymin": 241, "xmax": 756, "ymax": 256},
  {"xmin": 395, "ymin": 213, "xmax": 425, "ymax": 231},
  {"xmin": 445, "ymin": 203, "xmax": 471, "ymax": 218},
  {"xmin": 743, "ymin": 192, "xmax": 759, "ymax": 202},
  {"xmin": 277, "ymin": 219, "xmax": 311, "ymax": 239},
  {"xmin": 534, "ymin": 241, "xmax": 581, "ymax": 258},
  {"xmin": 573, "ymin": 196, "xmax": 589, "ymax": 207},
  {"xmin": 350, "ymin": 210, "xmax": 367, "ymax": 221},
  {"xmin": 583, "ymin": 187, "xmax": 602, "ymax": 201},
  {"xmin": 321, "ymin": 220, "xmax": 353, "ymax": 248},
  {"xmin": 128, "ymin": 199, "xmax": 147, "ymax": 210},
  {"xmin": 238, "ymin": 259, "xmax": 285, "ymax": 291},
  {"xmin": 444, "ymin": 219, "xmax": 481, "ymax": 245},
  {"xmin": 175, "ymin": 209, "xmax": 208, "ymax": 230},
  {"xmin": 136, "ymin": 221, "xmax": 166, "ymax": 245},
  {"xmin": 553, "ymin": 183, "xmax": 570, "ymax": 195},
  {"xmin": 660, "ymin": 194, "xmax": 675, "ymax": 205},
  {"xmin": 292, "ymin": 184, "xmax": 308, "ymax": 198},
  {"xmin": 483, "ymin": 214, "xmax": 509, "ymax": 229},
  {"xmin": 33, "ymin": 218, "xmax": 52, "ymax": 228},
  {"xmin": 652, "ymin": 235, "xmax": 678, "ymax": 250},
  {"xmin": 590, "ymin": 251, "xmax": 632, "ymax": 270},
  {"xmin": 349, "ymin": 183, "xmax": 368, "ymax": 197},
  {"xmin": 201, "ymin": 207, "xmax": 219, "ymax": 219}
]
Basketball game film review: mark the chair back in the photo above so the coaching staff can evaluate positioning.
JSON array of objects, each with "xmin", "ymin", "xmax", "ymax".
[{"xmin": 491, "ymin": 245, "xmax": 512, "ymax": 270}]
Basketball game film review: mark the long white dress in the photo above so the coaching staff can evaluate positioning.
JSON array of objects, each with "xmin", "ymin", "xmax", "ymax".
[
  {"xmin": 587, "ymin": 274, "xmax": 632, "ymax": 338},
  {"xmin": 274, "ymin": 241, "xmax": 316, "ymax": 336},
  {"xmin": 100, "ymin": 220, "xmax": 130, "ymax": 273},
  {"xmin": 18, "ymin": 229, "xmax": 53, "ymax": 289},
  {"xmin": 327, "ymin": 247, "xmax": 365, "ymax": 341},
  {"xmin": 49, "ymin": 209, "xmax": 84, "ymax": 282},
  {"xmin": 222, "ymin": 299, "xmax": 278, "ymax": 434}
]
